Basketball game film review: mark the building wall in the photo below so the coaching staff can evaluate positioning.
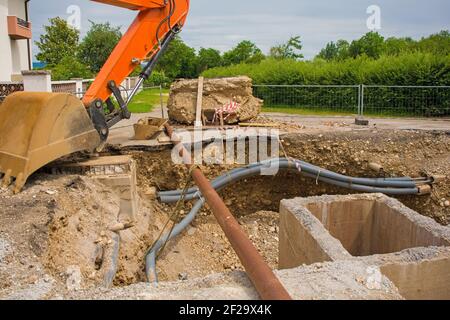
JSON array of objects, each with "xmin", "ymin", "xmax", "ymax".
[
  {"xmin": 0, "ymin": 0, "xmax": 13, "ymax": 82},
  {"xmin": 0, "ymin": 0, "xmax": 31, "ymax": 82}
]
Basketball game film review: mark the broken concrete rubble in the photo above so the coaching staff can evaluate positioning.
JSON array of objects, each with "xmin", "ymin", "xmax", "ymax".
[{"xmin": 167, "ymin": 76, "xmax": 263, "ymax": 125}]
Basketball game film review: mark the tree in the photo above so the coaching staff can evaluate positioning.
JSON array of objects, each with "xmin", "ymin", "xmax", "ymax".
[
  {"xmin": 197, "ymin": 48, "xmax": 222, "ymax": 73},
  {"xmin": 50, "ymin": 56, "xmax": 93, "ymax": 81},
  {"xmin": 35, "ymin": 17, "xmax": 79, "ymax": 66},
  {"xmin": 155, "ymin": 36, "xmax": 198, "ymax": 79},
  {"xmin": 383, "ymin": 37, "xmax": 415, "ymax": 56},
  {"xmin": 335, "ymin": 40, "xmax": 350, "ymax": 60},
  {"xmin": 146, "ymin": 71, "xmax": 170, "ymax": 86},
  {"xmin": 317, "ymin": 40, "xmax": 350, "ymax": 61},
  {"xmin": 78, "ymin": 21, "xmax": 122, "ymax": 73},
  {"xmin": 417, "ymin": 30, "xmax": 450, "ymax": 55},
  {"xmin": 317, "ymin": 42, "xmax": 339, "ymax": 61},
  {"xmin": 223, "ymin": 41, "xmax": 265, "ymax": 66},
  {"xmin": 269, "ymin": 36, "xmax": 304, "ymax": 60},
  {"xmin": 349, "ymin": 32, "xmax": 385, "ymax": 59}
]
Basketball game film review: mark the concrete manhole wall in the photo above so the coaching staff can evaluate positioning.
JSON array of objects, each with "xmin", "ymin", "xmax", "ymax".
[{"xmin": 279, "ymin": 193, "xmax": 450, "ymax": 300}]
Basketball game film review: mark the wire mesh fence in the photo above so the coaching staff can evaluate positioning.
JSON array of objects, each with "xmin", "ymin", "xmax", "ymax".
[
  {"xmin": 253, "ymin": 84, "xmax": 450, "ymax": 118},
  {"xmin": 361, "ymin": 85, "xmax": 450, "ymax": 117},
  {"xmin": 2, "ymin": 81, "xmax": 449, "ymax": 118},
  {"xmin": 253, "ymin": 85, "xmax": 360, "ymax": 115},
  {"xmin": 51, "ymin": 85, "xmax": 166, "ymax": 115}
]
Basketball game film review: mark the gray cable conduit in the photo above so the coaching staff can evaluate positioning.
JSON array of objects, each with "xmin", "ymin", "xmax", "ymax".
[
  {"xmin": 160, "ymin": 157, "xmax": 426, "ymax": 196},
  {"xmin": 158, "ymin": 158, "xmax": 427, "ymax": 203},
  {"xmin": 146, "ymin": 198, "xmax": 205, "ymax": 284}
]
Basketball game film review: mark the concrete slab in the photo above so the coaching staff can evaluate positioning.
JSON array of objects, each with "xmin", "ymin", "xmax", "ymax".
[
  {"xmin": 69, "ymin": 262, "xmax": 403, "ymax": 300},
  {"xmin": 266, "ymin": 113, "xmax": 450, "ymax": 132},
  {"xmin": 361, "ymin": 247, "xmax": 450, "ymax": 300}
]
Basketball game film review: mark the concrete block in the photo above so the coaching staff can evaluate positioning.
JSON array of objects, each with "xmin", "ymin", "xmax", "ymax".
[
  {"xmin": 279, "ymin": 193, "xmax": 450, "ymax": 300},
  {"xmin": 355, "ymin": 116, "xmax": 369, "ymax": 126},
  {"xmin": 54, "ymin": 155, "xmax": 138, "ymax": 223},
  {"xmin": 22, "ymin": 70, "xmax": 52, "ymax": 92}
]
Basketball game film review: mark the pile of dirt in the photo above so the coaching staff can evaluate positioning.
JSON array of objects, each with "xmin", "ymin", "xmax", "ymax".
[
  {"xmin": 167, "ymin": 76, "xmax": 263, "ymax": 125},
  {"xmin": 0, "ymin": 175, "xmax": 169, "ymax": 297}
]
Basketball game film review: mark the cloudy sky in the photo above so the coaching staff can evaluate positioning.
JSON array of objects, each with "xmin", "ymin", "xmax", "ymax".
[{"xmin": 29, "ymin": 0, "xmax": 450, "ymax": 60}]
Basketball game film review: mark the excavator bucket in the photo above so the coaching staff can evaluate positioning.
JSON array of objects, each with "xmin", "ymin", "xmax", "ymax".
[{"xmin": 0, "ymin": 92, "xmax": 101, "ymax": 193}]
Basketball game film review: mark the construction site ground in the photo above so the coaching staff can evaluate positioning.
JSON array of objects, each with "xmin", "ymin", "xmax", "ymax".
[{"xmin": 0, "ymin": 112, "xmax": 449, "ymax": 300}]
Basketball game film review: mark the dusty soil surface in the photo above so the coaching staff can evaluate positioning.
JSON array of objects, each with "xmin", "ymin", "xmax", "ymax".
[
  {"xmin": 0, "ymin": 124, "xmax": 449, "ymax": 299},
  {"xmin": 155, "ymin": 211, "xmax": 279, "ymax": 282}
]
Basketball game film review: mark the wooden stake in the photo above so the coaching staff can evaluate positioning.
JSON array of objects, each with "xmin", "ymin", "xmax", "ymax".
[
  {"xmin": 219, "ymin": 112, "xmax": 224, "ymax": 127},
  {"xmin": 195, "ymin": 76, "xmax": 204, "ymax": 128}
]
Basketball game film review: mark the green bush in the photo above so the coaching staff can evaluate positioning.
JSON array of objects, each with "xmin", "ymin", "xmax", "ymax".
[
  {"xmin": 203, "ymin": 53, "xmax": 450, "ymax": 86},
  {"xmin": 50, "ymin": 56, "xmax": 93, "ymax": 81},
  {"xmin": 145, "ymin": 71, "xmax": 171, "ymax": 87},
  {"xmin": 202, "ymin": 53, "xmax": 450, "ymax": 116}
]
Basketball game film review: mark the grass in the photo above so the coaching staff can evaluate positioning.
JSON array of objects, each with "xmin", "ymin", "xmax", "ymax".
[
  {"xmin": 127, "ymin": 91, "xmax": 444, "ymax": 119},
  {"xmin": 261, "ymin": 106, "xmax": 440, "ymax": 118},
  {"xmin": 127, "ymin": 87, "xmax": 169, "ymax": 113},
  {"xmin": 262, "ymin": 106, "xmax": 356, "ymax": 117}
]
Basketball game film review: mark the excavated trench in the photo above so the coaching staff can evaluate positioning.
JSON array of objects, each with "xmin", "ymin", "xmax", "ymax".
[
  {"xmin": 1, "ymin": 129, "xmax": 449, "ymax": 297},
  {"xmin": 128, "ymin": 130, "xmax": 450, "ymax": 222},
  {"xmin": 110, "ymin": 129, "xmax": 449, "ymax": 285}
]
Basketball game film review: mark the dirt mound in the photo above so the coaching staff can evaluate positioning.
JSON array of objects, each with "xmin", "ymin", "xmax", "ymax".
[
  {"xmin": 0, "ymin": 174, "xmax": 168, "ymax": 295},
  {"xmin": 167, "ymin": 76, "xmax": 263, "ymax": 125}
]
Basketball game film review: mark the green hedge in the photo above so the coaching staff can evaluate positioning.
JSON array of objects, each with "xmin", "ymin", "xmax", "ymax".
[
  {"xmin": 203, "ymin": 53, "xmax": 450, "ymax": 85},
  {"xmin": 202, "ymin": 53, "xmax": 450, "ymax": 116}
]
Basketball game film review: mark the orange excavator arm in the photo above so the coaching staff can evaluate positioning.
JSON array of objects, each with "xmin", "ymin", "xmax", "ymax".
[
  {"xmin": 0, "ymin": 0, "xmax": 190, "ymax": 193},
  {"xmin": 83, "ymin": 0, "xmax": 190, "ymax": 141}
]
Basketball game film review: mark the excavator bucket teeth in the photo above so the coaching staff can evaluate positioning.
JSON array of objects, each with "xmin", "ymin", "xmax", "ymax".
[{"xmin": 0, "ymin": 92, "xmax": 101, "ymax": 193}]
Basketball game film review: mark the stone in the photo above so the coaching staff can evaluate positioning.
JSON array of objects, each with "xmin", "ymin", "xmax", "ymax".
[
  {"xmin": 187, "ymin": 227, "xmax": 197, "ymax": 236},
  {"xmin": 178, "ymin": 273, "xmax": 188, "ymax": 281},
  {"xmin": 355, "ymin": 117, "xmax": 369, "ymax": 126},
  {"xmin": 167, "ymin": 76, "xmax": 263, "ymax": 125},
  {"xmin": 66, "ymin": 266, "xmax": 82, "ymax": 291}
]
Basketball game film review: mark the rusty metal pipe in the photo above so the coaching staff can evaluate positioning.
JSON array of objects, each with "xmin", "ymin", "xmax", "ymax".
[{"xmin": 164, "ymin": 124, "xmax": 292, "ymax": 300}]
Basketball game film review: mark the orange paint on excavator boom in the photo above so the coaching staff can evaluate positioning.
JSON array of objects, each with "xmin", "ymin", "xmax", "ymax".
[{"xmin": 83, "ymin": 0, "xmax": 190, "ymax": 105}]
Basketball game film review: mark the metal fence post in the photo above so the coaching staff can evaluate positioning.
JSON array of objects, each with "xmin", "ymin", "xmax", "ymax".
[
  {"xmin": 361, "ymin": 84, "xmax": 365, "ymax": 117},
  {"xmin": 358, "ymin": 84, "xmax": 361, "ymax": 115}
]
